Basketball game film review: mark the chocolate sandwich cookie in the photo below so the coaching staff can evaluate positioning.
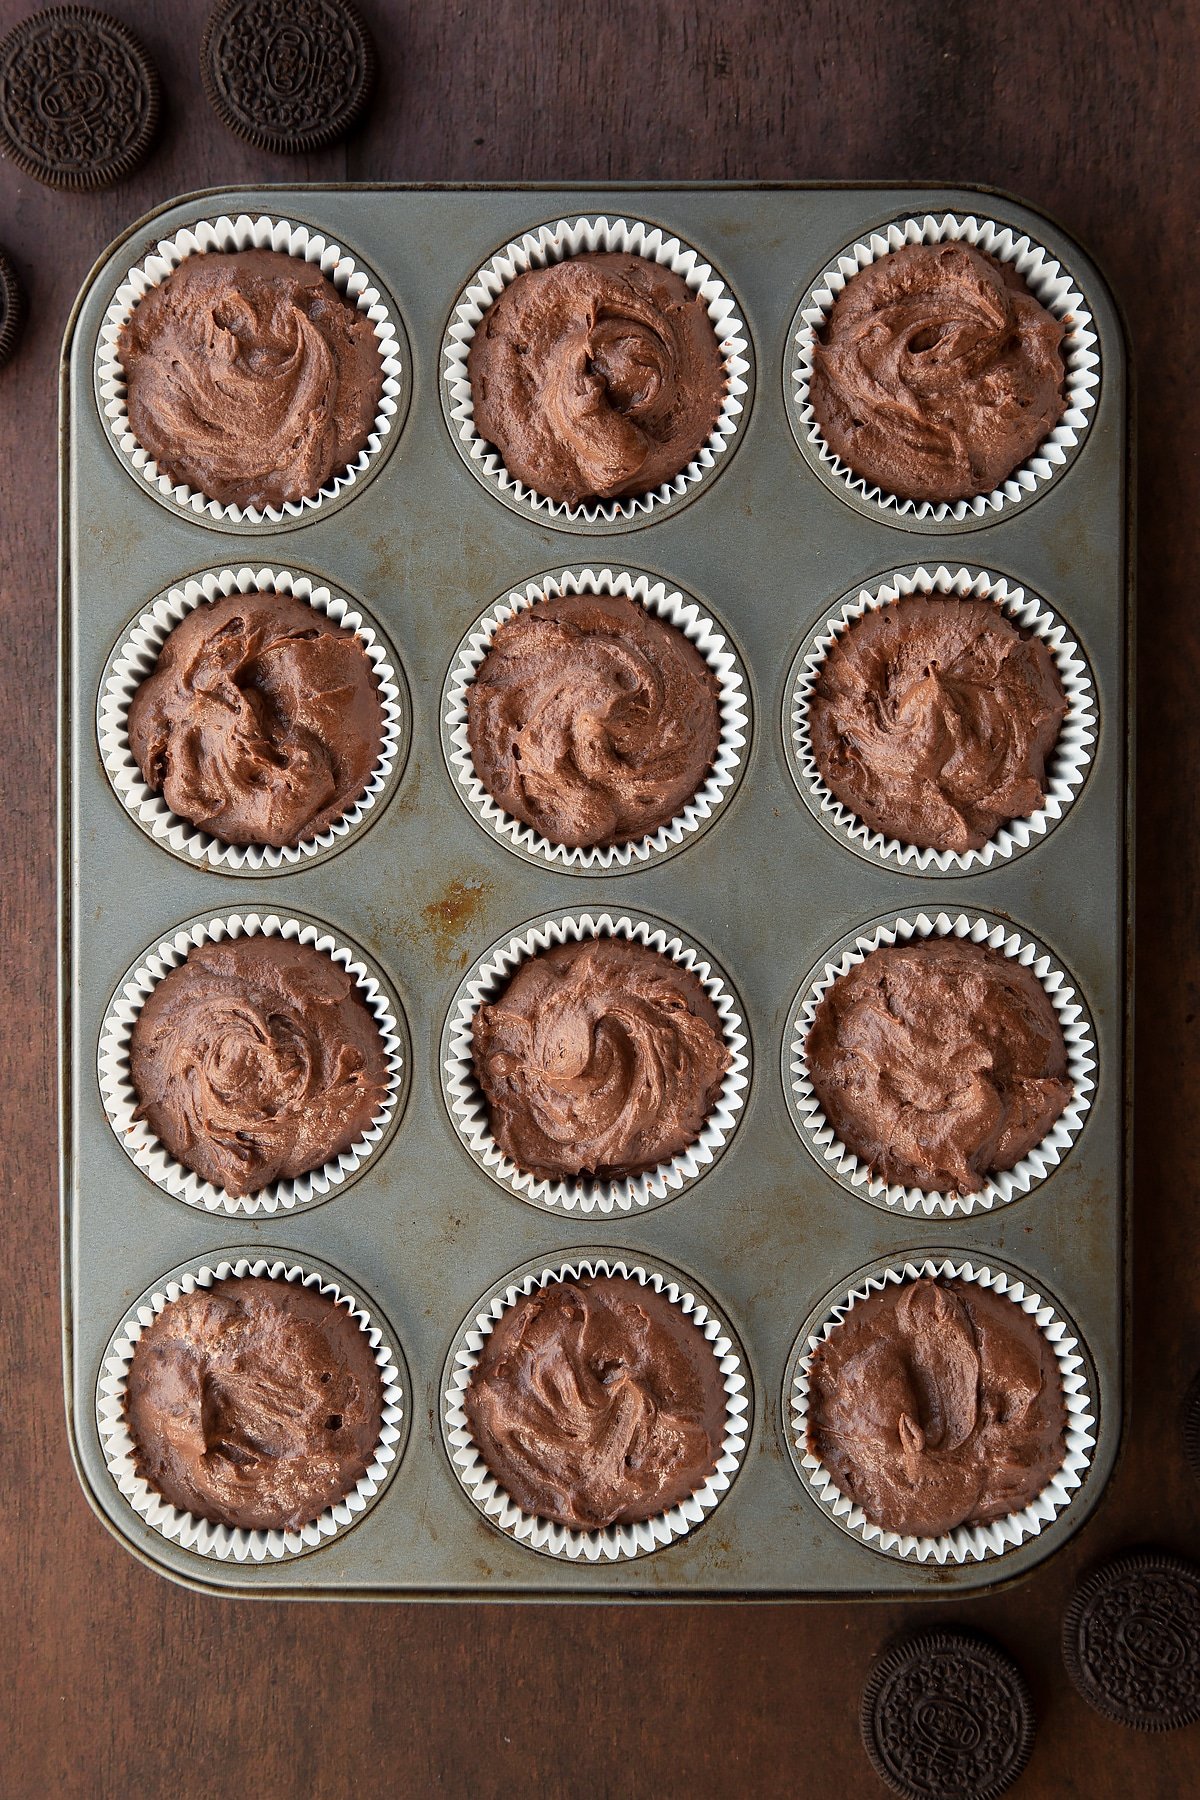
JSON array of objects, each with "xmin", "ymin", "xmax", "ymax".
[
  {"xmin": 1063, "ymin": 1550, "xmax": 1200, "ymax": 1729},
  {"xmin": 0, "ymin": 247, "xmax": 23, "ymax": 369},
  {"xmin": 861, "ymin": 1629, "xmax": 1036, "ymax": 1800},
  {"xmin": 1185, "ymin": 1374, "xmax": 1200, "ymax": 1482},
  {"xmin": 201, "ymin": 0, "xmax": 376, "ymax": 155},
  {"xmin": 0, "ymin": 7, "xmax": 160, "ymax": 190}
]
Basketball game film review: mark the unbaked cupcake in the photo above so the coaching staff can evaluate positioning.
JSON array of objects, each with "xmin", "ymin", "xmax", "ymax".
[
  {"xmin": 124, "ymin": 1276, "xmax": 383, "ymax": 1530},
  {"xmin": 462, "ymin": 1274, "xmax": 727, "ymax": 1529},
  {"xmin": 470, "ymin": 936, "xmax": 731, "ymax": 1181},
  {"xmin": 809, "ymin": 242, "xmax": 1066, "ymax": 504},
  {"xmin": 466, "ymin": 590, "xmax": 721, "ymax": 849},
  {"xmin": 805, "ymin": 937, "xmax": 1072, "ymax": 1195},
  {"xmin": 805, "ymin": 1275, "xmax": 1067, "ymax": 1538},
  {"xmin": 807, "ymin": 594, "xmax": 1068, "ymax": 854},
  {"xmin": 127, "ymin": 590, "xmax": 385, "ymax": 850},
  {"xmin": 116, "ymin": 249, "xmax": 384, "ymax": 510},
  {"xmin": 467, "ymin": 252, "xmax": 727, "ymax": 506},
  {"xmin": 129, "ymin": 935, "xmax": 391, "ymax": 1197}
]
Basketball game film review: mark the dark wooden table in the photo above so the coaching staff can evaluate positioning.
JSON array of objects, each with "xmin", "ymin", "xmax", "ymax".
[{"xmin": 2, "ymin": 2, "xmax": 1196, "ymax": 1794}]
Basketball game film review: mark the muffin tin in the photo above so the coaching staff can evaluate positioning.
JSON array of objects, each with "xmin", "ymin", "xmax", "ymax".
[{"xmin": 59, "ymin": 184, "xmax": 1130, "ymax": 1598}]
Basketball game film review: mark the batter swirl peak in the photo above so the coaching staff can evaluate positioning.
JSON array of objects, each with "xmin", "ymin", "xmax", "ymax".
[
  {"xmin": 467, "ymin": 590, "xmax": 721, "ymax": 849},
  {"xmin": 463, "ymin": 1276, "xmax": 727, "ymax": 1530},
  {"xmin": 807, "ymin": 1276, "xmax": 1066, "ymax": 1538},
  {"xmin": 810, "ymin": 242, "xmax": 1066, "ymax": 504},
  {"xmin": 129, "ymin": 935, "xmax": 390, "ymax": 1197},
  {"xmin": 808, "ymin": 594, "xmax": 1068, "ymax": 854},
  {"xmin": 468, "ymin": 252, "xmax": 727, "ymax": 507},
  {"xmin": 471, "ymin": 937, "xmax": 731, "ymax": 1182},
  {"xmin": 117, "ymin": 248, "xmax": 383, "ymax": 510}
]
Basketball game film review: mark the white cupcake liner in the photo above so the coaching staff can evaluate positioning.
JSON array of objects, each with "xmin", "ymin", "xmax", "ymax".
[
  {"xmin": 785, "ymin": 910, "xmax": 1096, "ymax": 1215},
  {"xmin": 785, "ymin": 1254, "xmax": 1096, "ymax": 1564},
  {"xmin": 789, "ymin": 212, "xmax": 1101, "ymax": 526},
  {"xmin": 441, "ymin": 215, "xmax": 753, "ymax": 530},
  {"xmin": 786, "ymin": 565, "xmax": 1097, "ymax": 872},
  {"xmin": 97, "ymin": 1252, "xmax": 407, "ymax": 1563},
  {"xmin": 97, "ymin": 566, "xmax": 409, "ymax": 873},
  {"xmin": 442, "ymin": 565, "xmax": 750, "ymax": 872},
  {"xmin": 98, "ymin": 911, "xmax": 409, "ymax": 1216},
  {"xmin": 96, "ymin": 213, "xmax": 408, "ymax": 528},
  {"xmin": 443, "ymin": 1252, "xmax": 750, "ymax": 1561},
  {"xmin": 442, "ymin": 912, "xmax": 750, "ymax": 1214}
]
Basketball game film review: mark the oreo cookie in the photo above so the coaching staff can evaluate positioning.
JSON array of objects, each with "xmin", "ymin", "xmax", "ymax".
[
  {"xmin": 1184, "ymin": 1374, "xmax": 1200, "ymax": 1481},
  {"xmin": 861, "ymin": 1629, "xmax": 1035, "ymax": 1800},
  {"xmin": 0, "ymin": 248, "xmax": 24, "ymax": 369},
  {"xmin": 1063, "ymin": 1549, "xmax": 1200, "ymax": 1729},
  {"xmin": 201, "ymin": 0, "xmax": 376, "ymax": 155},
  {"xmin": 0, "ymin": 7, "xmax": 160, "ymax": 190}
]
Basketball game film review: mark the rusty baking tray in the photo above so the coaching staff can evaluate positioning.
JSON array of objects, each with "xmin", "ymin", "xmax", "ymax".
[{"xmin": 59, "ymin": 184, "xmax": 1131, "ymax": 1598}]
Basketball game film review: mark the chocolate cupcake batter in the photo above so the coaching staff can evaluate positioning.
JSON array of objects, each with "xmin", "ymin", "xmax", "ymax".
[
  {"xmin": 117, "ymin": 249, "xmax": 383, "ymax": 510},
  {"xmin": 807, "ymin": 1276, "xmax": 1067, "ymax": 1538},
  {"xmin": 467, "ymin": 252, "xmax": 727, "ymax": 506},
  {"xmin": 467, "ymin": 591, "xmax": 721, "ymax": 849},
  {"xmin": 125, "ymin": 1276, "xmax": 382, "ymax": 1531},
  {"xmin": 128, "ymin": 591, "xmax": 385, "ymax": 850},
  {"xmin": 471, "ymin": 937, "xmax": 731, "ymax": 1181},
  {"xmin": 810, "ymin": 242, "xmax": 1067, "ymax": 503},
  {"xmin": 463, "ymin": 1276, "xmax": 727, "ymax": 1529},
  {"xmin": 130, "ymin": 936, "xmax": 390, "ymax": 1197},
  {"xmin": 808, "ymin": 595, "xmax": 1069, "ymax": 854},
  {"xmin": 805, "ymin": 939, "xmax": 1072, "ymax": 1195}
]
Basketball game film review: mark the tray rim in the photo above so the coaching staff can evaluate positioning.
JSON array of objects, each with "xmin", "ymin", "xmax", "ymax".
[{"xmin": 58, "ymin": 178, "xmax": 1135, "ymax": 1603}]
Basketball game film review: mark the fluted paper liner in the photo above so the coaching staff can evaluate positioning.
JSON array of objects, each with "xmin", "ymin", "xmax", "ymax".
[
  {"xmin": 97, "ymin": 1254, "xmax": 405, "ymax": 1563},
  {"xmin": 789, "ymin": 212, "xmax": 1101, "ymax": 523},
  {"xmin": 98, "ymin": 566, "xmax": 408, "ymax": 872},
  {"xmin": 442, "ymin": 215, "xmax": 752, "ymax": 528},
  {"xmin": 786, "ymin": 910, "xmax": 1096, "ymax": 1215},
  {"xmin": 98, "ymin": 912, "xmax": 408, "ymax": 1216},
  {"xmin": 786, "ymin": 1255, "xmax": 1096, "ymax": 1564},
  {"xmin": 787, "ymin": 565, "xmax": 1097, "ymax": 872},
  {"xmin": 443, "ymin": 1254, "xmax": 750, "ymax": 1560},
  {"xmin": 96, "ymin": 213, "xmax": 407, "ymax": 526},
  {"xmin": 443, "ymin": 912, "xmax": 750, "ymax": 1213},
  {"xmin": 443, "ymin": 566, "xmax": 749, "ymax": 871}
]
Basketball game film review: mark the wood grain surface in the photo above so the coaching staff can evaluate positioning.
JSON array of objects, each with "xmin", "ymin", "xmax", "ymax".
[{"xmin": 2, "ymin": 1, "xmax": 1197, "ymax": 1794}]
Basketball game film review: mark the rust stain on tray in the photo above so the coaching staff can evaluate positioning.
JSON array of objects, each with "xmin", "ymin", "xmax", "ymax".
[{"xmin": 421, "ymin": 878, "xmax": 491, "ymax": 967}]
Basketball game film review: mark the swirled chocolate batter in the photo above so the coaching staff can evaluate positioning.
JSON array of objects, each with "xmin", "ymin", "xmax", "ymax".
[
  {"xmin": 471, "ymin": 937, "xmax": 731, "ymax": 1181},
  {"xmin": 125, "ymin": 1277, "xmax": 382, "ymax": 1531},
  {"xmin": 117, "ymin": 249, "xmax": 383, "ymax": 509},
  {"xmin": 466, "ymin": 591, "xmax": 721, "ymax": 848},
  {"xmin": 806, "ymin": 1276, "xmax": 1066, "ymax": 1538},
  {"xmin": 127, "ymin": 591, "xmax": 385, "ymax": 850},
  {"xmin": 467, "ymin": 252, "xmax": 726, "ymax": 506},
  {"xmin": 810, "ymin": 243, "xmax": 1066, "ymax": 502},
  {"xmin": 130, "ymin": 936, "xmax": 390, "ymax": 1197},
  {"xmin": 808, "ymin": 595, "xmax": 1068, "ymax": 853},
  {"xmin": 805, "ymin": 939, "xmax": 1072, "ymax": 1195},
  {"xmin": 463, "ymin": 1276, "xmax": 727, "ymax": 1529}
]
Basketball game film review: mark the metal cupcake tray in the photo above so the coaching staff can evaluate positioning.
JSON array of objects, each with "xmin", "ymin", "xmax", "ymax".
[{"xmin": 59, "ymin": 184, "xmax": 1130, "ymax": 1599}]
